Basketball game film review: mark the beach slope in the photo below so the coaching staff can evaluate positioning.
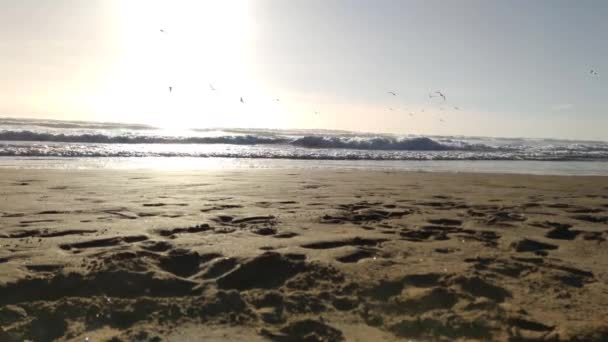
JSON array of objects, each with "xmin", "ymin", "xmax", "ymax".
[{"xmin": 1, "ymin": 169, "xmax": 607, "ymax": 341}]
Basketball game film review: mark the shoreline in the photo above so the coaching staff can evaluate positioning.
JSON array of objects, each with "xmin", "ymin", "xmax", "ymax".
[
  {"xmin": 1, "ymin": 157, "xmax": 607, "ymax": 176},
  {"xmin": 2, "ymin": 167, "xmax": 608, "ymax": 180}
]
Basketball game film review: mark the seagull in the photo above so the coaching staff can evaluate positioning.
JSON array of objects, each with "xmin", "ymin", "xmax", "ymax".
[
  {"xmin": 590, "ymin": 69, "xmax": 599, "ymax": 76},
  {"xmin": 454, "ymin": 106, "xmax": 460, "ymax": 110},
  {"xmin": 439, "ymin": 118, "xmax": 445, "ymax": 123},
  {"xmin": 408, "ymin": 113, "xmax": 414, "ymax": 116},
  {"xmin": 209, "ymin": 84, "xmax": 216, "ymax": 91},
  {"xmin": 160, "ymin": 29, "xmax": 166, "ymax": 33},
  {"xmin": 435, "ymin": 91, "xmax": 446, "ymax": 101},
  {"xmin": 388, "ymin": 107, "xmax": 394, "ymax": 111},
  {"xmin": 314, "ymin": 111, "xmax": 320, "ymax": 115},
  {"xmin": 168, "ymin": 86, "xmax": 172, "ymax": 93},
  {"xmin": 274, "ymin": 98, "xmax": 280, "ymax": 102},
  {"xmin": 387, "ymin": 91, "xmax": 397, "ymax": 96},
  {"xmin": 240, "ymin": 97, "xmax": 245, "ymax": 104}
]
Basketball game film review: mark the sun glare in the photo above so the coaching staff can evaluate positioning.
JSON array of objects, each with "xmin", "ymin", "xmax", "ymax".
[
  {"xmin": 76, "ymin": 1, "xmax": 477, "ymax": 134},
  {"xmin": 86, "ymin": 0, "xmax": 282, "ymax": 130}
]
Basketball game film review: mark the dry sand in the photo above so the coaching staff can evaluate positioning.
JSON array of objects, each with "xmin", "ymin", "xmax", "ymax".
[{"xmin": 0, "ymin": 168, "xmax": 607, "ymax": 341}]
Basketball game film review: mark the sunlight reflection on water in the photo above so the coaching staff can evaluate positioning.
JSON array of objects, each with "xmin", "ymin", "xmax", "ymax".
[{"xmin": 0, "ymin": 157, "xmax": 606, "ymax": 176}]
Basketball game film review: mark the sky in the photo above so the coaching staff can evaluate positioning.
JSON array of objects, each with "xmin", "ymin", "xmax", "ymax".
[{"xmin": 0, "ymin": 0, "xmax": 607, "ymax": 140}]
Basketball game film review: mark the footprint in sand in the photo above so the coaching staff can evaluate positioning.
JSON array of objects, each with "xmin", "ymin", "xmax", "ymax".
[
  {"xmin": 511, "ymin": 239, "xmax": 558, "ymax": 254},
  {"xmin": 260, "ymin": 319, "xmax": 344, "ymax": 341},
  {"xmin": 301, "ymin": 237, "xmax": 387, "ymax": 250},
  {"xmin": 59, "ymin": 235, "xmax": 148, "ymax": 251},
  {"xmin": 155, "ymin": 224, "xmax": 211, "ymax": 237},
  {"xmin": 336, "ymin": 248, "xmax": 378, "ymax": 263},
  {"xmin": 571, "ymin": 214, "xmax": 608, "ymax": 224},
  {"xmin": 545, "ymin": 226, "xmax": 581, "ymax": 240}
]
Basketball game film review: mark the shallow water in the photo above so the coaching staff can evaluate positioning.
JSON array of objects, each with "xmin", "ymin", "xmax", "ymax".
[{"xmin": 1, "ymin": 157, "xmax": 607, "ymax": 176}]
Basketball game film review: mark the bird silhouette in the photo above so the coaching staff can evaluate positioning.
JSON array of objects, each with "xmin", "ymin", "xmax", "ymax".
[
  {"xmin": 209, "ymin": 84, "xmax": 216, "ymax": 91},
  {"xmin": 240, "ymin": 97, "xmax": 245, "ymax": 104},
  {"xmin": 387, "ymin": 91, "xmax": 397, "ymax": 96},
  {"xmin": 168, "ymin": 86, "xmax": 172, "ymax": 93},
  {"xmin": 435, "ymin": 91, "xmax": 446, "ymax": 101},
  {"xmin": 454, "ymin": 107, "xmax": 460, "ymax": 110},
  {"xmin": 590, "ymin": 69, "xmax": 599, "ymax": 76}
]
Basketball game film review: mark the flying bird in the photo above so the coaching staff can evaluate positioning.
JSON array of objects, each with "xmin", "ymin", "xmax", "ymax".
[
  {"xmin": 209, "ymin": 84, "xmax": 216, "ymax": 91},
  {"xmin": 160, "ymin": 29, "xmax": 166, "ymax": 33},
  {"xmin": 314, "ymin": 111, "xmax": 320, "ymax": 115},
  {"xmin": 435, "ymin": 91, "xmax": 446, "ymax": 101},
  {"xmin": 168, "ymin": 86, "xmax": 172, "ymax": 93},
  {"xmin": 240, "ymin": 97, "xmax": 245, "ymax": 104},
  {"xmin": 454, "ymin": 106, "xmax": 460, "ymax": 110},
  {"xmin": 387, "ymin": 91, "xmax": 397, "ymax": 96},
  {"xmin": 408, "ymin": 113, "xmax": 414, "ymax": 116},
  {"xmin": 590, "ymin": 69, "xmax": 599, "ymax": 76},
  {"xmin": 439, "ymin": 118, "xmax": 445, "ymax": 123},
  {"xmin": 274, "ymin": 98, "xmax": 280, "ymax": 102}
]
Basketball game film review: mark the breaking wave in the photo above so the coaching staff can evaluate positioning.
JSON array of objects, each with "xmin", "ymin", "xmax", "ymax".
[
  {"xmin": 0, "ymin": 130, "xmax": 485, "ymax": 151},
  {"xmin": 2, "ymin": 117, "xmax": 608, "ymax": 161}
]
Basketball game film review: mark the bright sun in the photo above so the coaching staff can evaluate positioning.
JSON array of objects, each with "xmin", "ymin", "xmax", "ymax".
[{"xmin": 86, "ymin": 0, "xmax": 290, "ymax": 129}]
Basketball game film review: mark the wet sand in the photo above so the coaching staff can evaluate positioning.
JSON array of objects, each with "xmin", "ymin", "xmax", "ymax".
[{"xmin": 1, "ymin": 169, "xmax": 607, "ymax": 341}]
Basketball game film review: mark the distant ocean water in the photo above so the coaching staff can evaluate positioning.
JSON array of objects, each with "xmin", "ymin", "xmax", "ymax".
[{"xmin": 1, "ymin": 117, "xmax": 607, "ymax": 175}]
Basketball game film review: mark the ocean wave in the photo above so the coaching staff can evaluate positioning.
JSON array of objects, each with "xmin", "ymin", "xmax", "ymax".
[
  {"xmin": 2, "ymin": 118, "xmax": 608, "ymax": 160},
  {"xmin": 0, "ymin": 130, "xmax": 484, "ymax": 151},
  {"xmin": 1, "ymin": 142, "xmax": 607, "ymax": 161},
  {"xmin": 0, "ymin": 118, "xmax": 155, "ymax": 131},
  {"xmin": 0, "ymin": 130, "xmax": 290, "ymax": 145}
]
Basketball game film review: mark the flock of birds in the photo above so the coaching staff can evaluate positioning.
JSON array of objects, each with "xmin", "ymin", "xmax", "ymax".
[
  {"xmin": 159, "ymin": 28, "xmax": 601, "ymax": 125},
  {"xmin": 385, "ymin": 89, "xmax": 455, "ymax": 123}
]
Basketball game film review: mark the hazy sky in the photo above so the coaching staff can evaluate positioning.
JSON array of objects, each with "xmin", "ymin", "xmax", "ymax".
[{"xmin": 1, "ymin": 0, "xmax": 607, "ymax": 139}]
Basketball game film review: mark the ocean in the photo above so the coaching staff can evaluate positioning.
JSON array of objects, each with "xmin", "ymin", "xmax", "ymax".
[{"xmin": 1, "ymin": 117, "xmax": 607, "ymax": 175}]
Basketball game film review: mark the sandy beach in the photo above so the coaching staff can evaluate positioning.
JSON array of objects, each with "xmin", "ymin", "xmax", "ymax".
[{"xmin": 1, "ymin": 168, "xmax": 607, "ymax": 341}]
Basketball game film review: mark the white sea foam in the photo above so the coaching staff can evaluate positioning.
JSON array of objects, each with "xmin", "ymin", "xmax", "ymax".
[{"xmin": 1, "ymin": 117, "xmax": 608, "ymax": 161}]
